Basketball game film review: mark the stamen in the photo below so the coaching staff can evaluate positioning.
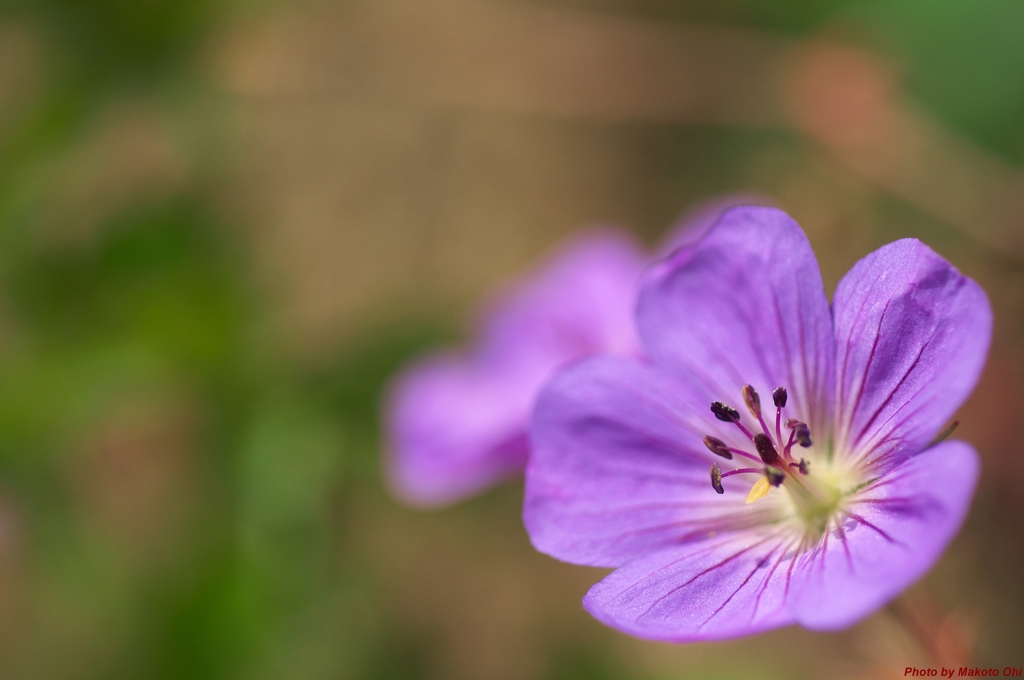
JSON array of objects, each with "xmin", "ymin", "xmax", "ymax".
[
  {"xmin": 742, "ymin": 385, "xmax": 761, "ymax": 419},
  {"xmin": 710, "ymin": 465, "xmax": 765, "ymax": 494},
  {"xmin": 710, "ymin": 463, "xmax": 724, "ymax": 494},
  {"xmin": 702, "ymin": 436, "xmax": 733, "ymax": 460},
  {"xmin": 710, "ymin": 401, "xmax": 740, "ymax": 423},
  {"xmin": 701, "ymin": 438, "xmax": 762, "ymax": 464},
  {"xmin": 794, "ymin": 424, "xmax": 812, "ymax": 448},
  {"xmin": 788, "ymin": 459, "xmax": 810, "ymax": 475},
  {"xmin": 785, "ymin": 418, "xmax": 812, "ymax": 449},
  {"xmin": 720, "ymin": 467, "xmax": 764, "ymax": 479},
  {"xmin": 704, "ymin": 385, "xmax": 818, "ymax": 503},
  {"xmin": 765, "ymin": 467, "xmax": 786, "ymax": 487},
  {"xmin": 711, "ymin": 400, "xmax": 756, "ymax": 440},
  {"xmin": 744, "ymin": 384, "xmax": 777, "ymax": 442},
  {"xmin": 753, "ymin": 433, "xmax": 781, "ymax": 467}
]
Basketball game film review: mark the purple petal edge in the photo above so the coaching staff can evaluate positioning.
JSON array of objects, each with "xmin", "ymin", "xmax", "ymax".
[
  {"xmin": 582, "ymin": 529, "xmax": 797, "ymax": 641},
  {"xmin": 638, "ymin": 205, "xmax": 835, "ymax": 437},
  {"xmin": 832, "ymin": 238, "xmax": 992, "ymax": 471},
  {"xmin": 657, "ymin": 194, "xmax": 776, "ymax": 256}
]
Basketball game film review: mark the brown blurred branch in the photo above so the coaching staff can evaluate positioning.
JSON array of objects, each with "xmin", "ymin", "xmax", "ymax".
[
  {"xmin": 786, "ymin": 42, "xmax": 1024, "ymax": 259},
  {"xmin": 218, "ymin": 0, "xmax": 1024, "ymax": 260},
  {"xmin": 220, "ymin": 0, "xmax": 791, "ymax": 126}
]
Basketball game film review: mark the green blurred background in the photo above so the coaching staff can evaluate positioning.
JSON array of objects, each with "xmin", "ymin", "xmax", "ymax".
[{"xmin": 0, "ymin": 0, "xmax": 1021, "ymax": 678}]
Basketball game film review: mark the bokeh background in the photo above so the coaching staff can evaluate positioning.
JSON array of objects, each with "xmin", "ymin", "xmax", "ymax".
[{"xmin": 0, "ymin": 0, "xmax": 1022, "ymax": 678}]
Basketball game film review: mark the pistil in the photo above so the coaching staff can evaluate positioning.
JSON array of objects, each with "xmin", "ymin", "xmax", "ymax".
[
  {"xmin": 782, "ymin": 469, "xmax": 844, "ymax": 538},
  {"xmin": 702, "ymin": 436, "xmax": 762, "ymax": 463}
]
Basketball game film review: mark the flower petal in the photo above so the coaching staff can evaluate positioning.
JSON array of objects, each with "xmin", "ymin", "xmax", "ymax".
[
  {"xmin": 658, "ymin": 194, "xmax": 775, "ymax": 255},
  {"xmin": 524, "ymin": 355, "xmax": 788, "ymax": 568},
  {"xmin": 790, "ymin": 440, "xmax": 979, "ymax": 630},
  {"xmin": 832, "ymin": 239, "xmax": 991, "ymax": 470},
  {"xmin": 582, "ymin": 530, "xmax": 798, "ymax": 642},
  {"xmin": 481, "ymin": 230, "xmax": 645, "ymax": 366},
  {"xmin": 386, "ymin": 230, "xmax": 646, "ymax": 507},
  {"xmin": 385, "ymin": 353, "xmax": 532, "ymax": 507},
  {"xmin": 637, "ymin": 206, "xmax": 835, "ymax": 437}
]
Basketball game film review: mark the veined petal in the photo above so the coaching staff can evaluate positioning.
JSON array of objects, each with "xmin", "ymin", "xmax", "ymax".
[
  {"xmin": 790, "ymin": 440, "xmax": 979, "ymax": 629},
  {"xmin": 832, "ymin": 239, "xmax": 991, "ymax": 471},
  {"xmin": 524, "ymin": 355, "xmax": 788, "ymax": 568},
  {"xmin": 583, "ymin": 529, "xmax": 797, "ymax": 642},
  {"xmin": 637, "ymin": 206, "xmax": 835, "ymax": 438}
]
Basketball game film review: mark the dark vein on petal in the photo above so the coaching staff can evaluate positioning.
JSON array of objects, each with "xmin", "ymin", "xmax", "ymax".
[
  {"xmin": 631, "ymin": 532, "xmax": 785, "ymax": 619},
  {"xmin": 599, "ymin": 510, "xmax": 779, "ymax": 543},
  {"xmin": 836, "ymin": 274, "xmax": 885, "ymax": 440},
  {"xmin": 834, "ymin": 519, "xmax": 854, "ymax": 570},
  {"xmin": 698, "ymin": 541, "xmax": 786, "ymax": 631},
  {"xmin": 751, "ymin": 535, "xmax": 799, "ymax": 621},
  {"xmin": 851, "ymin": 326, "xmax": 939, "ymax": 450},
  {"xmin": 858, "ymin": 374, "xmax": 933, "ymax": 452},
  {"xmin": 844, "ymin": 510, "xmax": 902, "ymax": 546},
  {"xmin": 845, "ymin": 298, "xmax": 891, "ymax": 443},
  {"xmin": 784, "ymin": 535, "xmax": 812, "ymax": 600},
  {"xmin": 607, "ymin": 537, "xmax": 740, "ymax": 601},
  {"xmin": 857, "ymin": 414, "xmax": 922, "ymax": 471},
  {"xmin": 793, "ymin": 276, "xmax": 812, "ymax": 429}
]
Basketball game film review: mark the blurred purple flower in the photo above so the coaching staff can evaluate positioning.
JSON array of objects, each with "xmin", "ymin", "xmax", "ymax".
[
  {"xmin": 523, "ymin": 206, "xmax": 990, "ymax": 641},
  {"xmin": 385, "ymin": 197, "xmax": 760, "ymax": 507}
]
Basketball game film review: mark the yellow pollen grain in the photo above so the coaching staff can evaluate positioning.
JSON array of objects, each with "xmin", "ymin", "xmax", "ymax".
[
  {"xmin": 745, "ymin": 477, "xmax": 770, "ymax": 503},
  {"xmin": 746, "ymin": 477, "xmax": 771, "ymax": 504}
]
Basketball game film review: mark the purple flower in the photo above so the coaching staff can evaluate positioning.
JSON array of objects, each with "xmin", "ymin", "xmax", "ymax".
[
  {"xmin": 385, "ymin": 197, "xmax": 764, "ymax": 507},
  {"xmin": 384, "ymin": 230, "xmax": 646, "ymax": 507},
  {"xmin": 523, "ymin": 206, "xmax": 991, "ymax": 640}
]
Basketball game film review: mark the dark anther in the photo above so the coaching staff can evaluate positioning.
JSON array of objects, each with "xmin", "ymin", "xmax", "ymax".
[
  {"xmin": 790, "ymin": 458, "xmax": 810, "ymax": 475},
  {"xmin": 710, "ymin": 463, "xmax": 724, "ymax": 494},
  {"xmin": 765, "ymin": 467, "xmax": 785, "ymax": 487},
  {"xmin": 703, "ymin": 436, "xmax": 733, "ymax": 460},
  {"xmin": 785, "ymin": 418, "xmax": 802, "ymax": 428},
  {"xmin": 742, "ymin": 385, "xmax": 761, "ymax": 418},
  {"xmin": 711, "ymin": 401, "xmax": 740, "ymax": 423},
  {"xmin": 794, "ymin": 423, "xmax": 812, "ymax": 448},
  {"xmin": 772, "ymin": 387, "xmax": 787, "ymax": 408},
  {"xmin": 753, "ymin": 433, "xmax": 781, "ymax": 466}
]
